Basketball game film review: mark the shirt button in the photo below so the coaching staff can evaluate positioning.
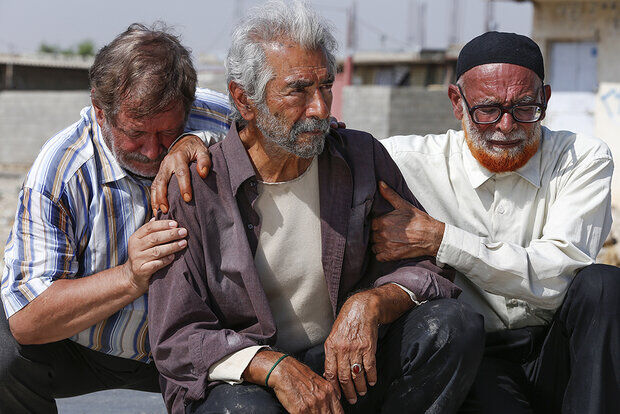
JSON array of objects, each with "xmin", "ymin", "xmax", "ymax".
[
  {"xmin": 497, "ymin": 205, "xmax": 505, "ymax": 214},
  {"xmin": 247, "ymin": 223, "xmax": 254, "ymax": 230},
  {"xmin": 250, "ymin": 181, "xmax": 257, "ymax": 187}
]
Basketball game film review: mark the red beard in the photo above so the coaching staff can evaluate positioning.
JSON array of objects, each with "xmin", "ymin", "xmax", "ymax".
[{"xmin": 463, "ymin": 119, "xmax": 540, "ymax": 173}]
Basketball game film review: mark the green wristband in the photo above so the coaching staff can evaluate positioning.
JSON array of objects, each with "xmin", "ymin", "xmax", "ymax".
[{"xmin": 265, "ymin": 354, "xmax": 290, "ymax": 387}]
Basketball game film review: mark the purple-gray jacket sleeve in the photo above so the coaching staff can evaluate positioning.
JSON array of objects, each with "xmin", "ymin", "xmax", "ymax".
[{"xmin": 148, "ymin": 178, "xmax": 258, "ymax": 411}]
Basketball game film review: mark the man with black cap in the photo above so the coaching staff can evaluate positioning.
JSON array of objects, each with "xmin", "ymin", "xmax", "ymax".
[
  {"xmin": 370, "ymin": 31, "xmax": 620, "ymax": 413},
  {"xmin": 149, "ymin": 30, "xmax": 619, "ymax": 412}
]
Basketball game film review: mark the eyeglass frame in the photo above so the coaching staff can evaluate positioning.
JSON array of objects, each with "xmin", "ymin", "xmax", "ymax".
[{"xmin": 457, "ymin": 84, "xmax": 548, "ymax": 125}]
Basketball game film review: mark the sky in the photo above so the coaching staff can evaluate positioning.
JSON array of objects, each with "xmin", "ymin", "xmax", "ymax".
[{"xmin": 0, "ymin": 0, "xmax": 532, "ymax": 58}]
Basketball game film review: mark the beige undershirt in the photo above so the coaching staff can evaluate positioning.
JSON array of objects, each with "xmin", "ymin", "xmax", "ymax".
[
  {"xmin": 208, "ymin": 157, "xmax": 334, "ymax": 383},
  {"xmin": 207, "ymin": 157, "xmax": 419, "ymax": 384}
]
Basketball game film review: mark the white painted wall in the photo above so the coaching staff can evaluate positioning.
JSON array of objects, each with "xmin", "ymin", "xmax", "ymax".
[{"xmin": 596, "ymin": 83, "xmax": 620, "ymax": 203}]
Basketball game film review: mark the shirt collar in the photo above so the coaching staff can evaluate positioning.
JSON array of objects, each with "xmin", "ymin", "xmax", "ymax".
[
  {"xmin": 460, "ymin": 129, "xmax": 542, "ymax": 189},
  {"xmin": 89, "ymin": 107, "xmax": 129, "ymax": 184},
  {"xmin": 220, "ymin": 124, "xmax": 259, "ymax": 195},
  {"xmin": 220, "ymin": 124, "xmax": 346, "ymax": 196}
]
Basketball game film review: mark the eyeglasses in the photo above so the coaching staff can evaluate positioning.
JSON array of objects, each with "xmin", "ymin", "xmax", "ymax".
[{"xmin": 457, "ymin": 84, "xmax": 547, "ymax": 124}]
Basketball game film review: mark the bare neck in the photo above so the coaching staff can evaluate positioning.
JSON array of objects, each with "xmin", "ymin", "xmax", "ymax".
[{"xmin": 239, "ymin": 124, "xmax": 313, "ymax": 183}]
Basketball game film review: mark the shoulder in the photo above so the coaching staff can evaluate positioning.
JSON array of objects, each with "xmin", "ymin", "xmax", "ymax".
[
  {"xmin": 540, "ymin": 127, "xmax": 612, "ymax": 170},
  {"xmin": 193, "ymin": 88, "xmax": 231, "ymax": 110},
  {"xmin": 24, "ymin": 106, "xmax": 96, "ymax": 202},
  {"xmin": 328, "ymin": 128, "xmax": 386, "ymax": 164},
  {"xmin": 167, "ymin": 142, "xmax": 227, "ymax": 214},
  {"xmin": 380, "ymin": 129, "xmax": 463, "ymax": 158},
  {"xmin": 187, "ymin": 88, "xmax": 233, "ymax": 136}
]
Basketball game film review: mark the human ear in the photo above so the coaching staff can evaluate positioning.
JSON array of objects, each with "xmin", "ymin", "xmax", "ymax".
[{"xmin": 229, "ymin": 81, "xmax": 255, "ymax": 121}]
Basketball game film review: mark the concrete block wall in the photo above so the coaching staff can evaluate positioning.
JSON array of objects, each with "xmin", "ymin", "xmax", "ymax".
[
  {"xmin": 389, "ymin": 88, "xmax": 460, "ymax": 136},
  {"xmin": 0, "ymin": 91, "xmax": 91, "ymax": 167},
  {"xmin": 341, "ymin": 86, "xmax": 392, "ymax": 139},
  {"xmin": 342, "ymin": 86, "xmax": 459, "ymax": 140}
]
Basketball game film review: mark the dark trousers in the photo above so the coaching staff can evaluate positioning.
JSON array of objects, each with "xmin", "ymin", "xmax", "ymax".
[
  {"xmin": 188, "ymin": 298, "xmax": 485, "ymax": 414},
  {"xmin": 0, "ymin": 311, "xmax": 160, "ymax": 414},
  {"xmin": 459, "ymin": 264, "xmax": 620, "ymax": 414}
]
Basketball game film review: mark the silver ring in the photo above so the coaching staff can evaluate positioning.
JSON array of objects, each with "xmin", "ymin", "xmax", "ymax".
[{"xmin": 351, "ymin": 363, "xmax": 362, "ymax": 375}]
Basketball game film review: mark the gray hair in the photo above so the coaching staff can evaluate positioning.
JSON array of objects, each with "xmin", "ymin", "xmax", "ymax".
[
  {"xmin": 89, "ymin": 23, "xmax": 197, "ymax": 124},
  {"xmin": 225, "ymin": 0, "xmax": 338, "ymax": 124}
]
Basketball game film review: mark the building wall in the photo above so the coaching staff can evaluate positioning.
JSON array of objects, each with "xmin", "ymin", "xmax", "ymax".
[
  {"xmin": 596, "ymin": 82, "xmax": 620, "ymax": 201},
  {"xmin": 0, "ymin": 65, "xmax": 90, "ymax": 90},
  {"xmin": 0, "ymin": 91, "xmax": 91, "ymax": 166},
  {"xmin": 342, "ymin": 86, "xmax": 392, "ymax": 138},
  {"xmin": 532, "ymin": 1, "xmax": 620, "ymax": 84},
  {"xmin": 342, "ymin": 86, "xmax": 459, "ymax": 140}
]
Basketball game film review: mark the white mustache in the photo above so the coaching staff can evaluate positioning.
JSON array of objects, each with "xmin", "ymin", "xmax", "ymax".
[{"xmin": 483, "ymin": 129, "xmax": 528, "ymax": 143}]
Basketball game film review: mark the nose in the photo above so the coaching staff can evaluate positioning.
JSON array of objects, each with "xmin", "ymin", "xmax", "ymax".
[
  {"xmin": 496, "ymin": 110, "xmax": 517, "ymax": 134},
  {"xmin": 141, "ymin": 136, "xmax": 164, "ymax": 160},
  {"xmin": 306, "ymin": 88, "xmax": 330, "ymax": 119}
]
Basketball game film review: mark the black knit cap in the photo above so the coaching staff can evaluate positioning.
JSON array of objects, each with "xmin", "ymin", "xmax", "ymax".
[{"xmin": 456, "ymin": 31, "xmax": 544, "ymax": 81}]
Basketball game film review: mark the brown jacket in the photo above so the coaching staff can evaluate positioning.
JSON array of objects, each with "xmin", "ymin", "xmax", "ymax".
[{"xmin": 148, "ymin": 126, "xmax": 459, "ymax": 412}]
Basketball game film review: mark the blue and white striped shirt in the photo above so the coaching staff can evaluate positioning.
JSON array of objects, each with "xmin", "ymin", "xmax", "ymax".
[{"xmin": 1, "ymin": 88, "xmax": 232, "ymax": 362}]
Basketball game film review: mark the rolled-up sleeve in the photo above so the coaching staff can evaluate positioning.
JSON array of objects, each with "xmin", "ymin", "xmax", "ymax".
[{"xmin": 2, "ymin": 187, "xmax": 77, "ymax": 317}]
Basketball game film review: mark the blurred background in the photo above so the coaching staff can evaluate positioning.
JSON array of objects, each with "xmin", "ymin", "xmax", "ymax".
[{"xmin": 0, "ymin": 0, "xmax": 619, "ymax": 412}]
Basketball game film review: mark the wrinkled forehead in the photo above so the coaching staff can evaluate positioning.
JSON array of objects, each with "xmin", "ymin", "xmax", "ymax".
[
  {"xmin": 115, "ymin": 99, "xmax": 186, "ymax": 130},
  {"xmin": 262, "ymin": 40, "xmax": 331, "ymax": 78},
  {"xmin": 460, "ymin": 63, "xmax": 542, "ymax": 102}
]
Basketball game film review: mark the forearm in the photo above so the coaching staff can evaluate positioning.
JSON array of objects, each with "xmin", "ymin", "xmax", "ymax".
[
  {"xmin": 438, "ymin": 224, "xmax": 594, "ymax": 309},
  {"xmin": 243, "ymin": 349, "xmax": 288, "ymax": 386},
  {"xmin": 366, "ymin": 283, "xmax": 415, "ymax": 325},
  {"xmin": 9, "ymin": 264, "xmax": 141, "ymax": 344}
]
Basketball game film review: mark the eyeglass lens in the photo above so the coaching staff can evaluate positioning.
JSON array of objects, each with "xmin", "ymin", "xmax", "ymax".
[{"xmin": 473, "ymin": 105, "xmax": 543, "ymax": 123}]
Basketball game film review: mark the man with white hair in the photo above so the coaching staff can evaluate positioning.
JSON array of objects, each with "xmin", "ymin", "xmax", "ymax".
[
  {"xmin": 371, "ymin": 32, "xmax": 619, "ymax": 413},
  {"xmin": 147, "ymin": 2, "xmax": 484, "ymax": 413},
  {"xmin": 153, "ymin": 29, "xmax": 620, "ymax": 413}
]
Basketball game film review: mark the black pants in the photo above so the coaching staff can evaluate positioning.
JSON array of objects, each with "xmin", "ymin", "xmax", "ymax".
[
  {"xmin": 0, "ymin": 311, "xmax": 159, "ymax": 414},
  {"xmin": 188, "ymin": 299, "xmax": 485, "ymax": 414},
  {"xmin": 459, "ymin": 264, "xmax": 620, "ymax": 414}
]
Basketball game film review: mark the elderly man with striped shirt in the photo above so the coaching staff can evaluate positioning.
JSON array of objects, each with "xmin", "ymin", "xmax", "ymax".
[{"xmin": 0, "ymin": 24, "xmax": 230, "ymax": 413}]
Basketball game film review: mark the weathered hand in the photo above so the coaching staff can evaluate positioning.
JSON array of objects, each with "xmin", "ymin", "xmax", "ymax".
[
  {"xmin": 122, "ymin": 219, "xmax": 187, "ymax": 294},
  {"xmin": 266, "ymin": 353, "xmax": 343, "ymax": 414},
  {"xmin": 324, "ymin": 291, "xmax": 380, "ymax": 405},
  {"xmin": 371, "ymin": 181, "xmax": 445, "ymax": 261},
  {"xmin": 151, "ymin": 134, "xmax": 211, "ymax": 213}
]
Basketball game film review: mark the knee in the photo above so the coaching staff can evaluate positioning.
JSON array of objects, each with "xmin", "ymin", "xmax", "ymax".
[
  {"xmin": 407, "ymin": 299, "xmax": 485, "ymax": 358},
  {"xmin": 570, "ymin": 264, "xmax": 620, "ymax": 310},
  {"xmin": 0, "ymin": 319, "xmax": 21, "ymax": 387},
  {"xmin": 0, "ymin": 335, "xmax": 21, "ymax": 388},
  {"xmin": 193, "ymin": 384, "xmax": 283, "ymax": 414}
]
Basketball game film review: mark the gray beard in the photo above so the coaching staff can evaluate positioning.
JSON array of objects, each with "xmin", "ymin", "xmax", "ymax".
[
  {"xmin": 101, "ymin": 121, "xmax": 164, "ymax": 179},
  {"xmin": 255, "ymin": 102, "xmax": 329, "ymax": 159}
]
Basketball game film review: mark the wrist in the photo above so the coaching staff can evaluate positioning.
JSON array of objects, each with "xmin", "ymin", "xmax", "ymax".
[
  {"xmin": 347, "ymin": 291, "xmax": 382, "ymax": 325},
  {"xmin": 367, "ymin": 285, "xmax": 413, "ymax": 325},
  {"xmin": 265, "ymin": 353, "xmax": 290, "ymax": 387},
  {"xmin": 167, "ymin": 133, "xmax": 201, "ymax": 152},
  {"xmin": 244, "ymin": 350, "xmax": 289, "ymax": 388},
  {"xmin": 120, "ymin": 262, "xmax": 145, "ymax": 298},
  {"xmin": 429, "ymin": 220, "xmax": 445, "ymax": 257}
]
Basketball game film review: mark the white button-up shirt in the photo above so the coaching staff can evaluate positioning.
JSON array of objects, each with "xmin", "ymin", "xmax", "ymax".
[{"xmin": 381, "ymin": 127, "xmax": 613, "ymax": 331}]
